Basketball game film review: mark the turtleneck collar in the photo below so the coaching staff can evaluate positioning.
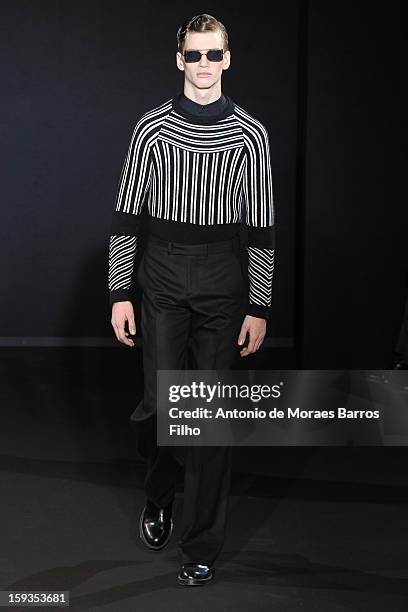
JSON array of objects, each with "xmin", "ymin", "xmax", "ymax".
[
  {"xmin": 172, "ymin": 91, "xmax": 234, "ymax": 124},
  {"xmin": 178, "ymin": 91, "xmax": 227, "ymax": 116}
]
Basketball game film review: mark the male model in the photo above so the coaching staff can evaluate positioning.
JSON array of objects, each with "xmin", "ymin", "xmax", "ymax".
[{"xmin": 108, "ymin": 14, "xmax": 275, "ymax": 586}]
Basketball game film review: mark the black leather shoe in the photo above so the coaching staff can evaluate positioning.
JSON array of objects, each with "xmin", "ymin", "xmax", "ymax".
[
  {"xmin": 177, "ymin": 563, "xmax": 213, "ymax": 586},
  {"xmin": 139, "ymin": 499, "xmax": 173, "ymax": 551}
]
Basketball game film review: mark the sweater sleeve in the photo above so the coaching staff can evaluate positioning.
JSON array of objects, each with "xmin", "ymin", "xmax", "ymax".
[
  {"xmin": 242, "ymin": 120, "xmax": 275, "ymax": 321},
  {"xmin": 108, "ymin": 115, "xmax": 154, "ymax": 305}
]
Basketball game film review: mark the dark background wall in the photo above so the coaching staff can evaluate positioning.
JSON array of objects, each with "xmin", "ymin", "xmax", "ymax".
[
  {"xmin": 0, "ymin": 1, "xmax": 406, "ymax": 367},
  {"xmin": 301, "ymin": 1, "xmax": 407, "ymax": 368}
]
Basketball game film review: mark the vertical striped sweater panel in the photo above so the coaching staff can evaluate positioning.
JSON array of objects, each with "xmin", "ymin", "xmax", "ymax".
[{"xmin": 108, "ymin": 96, "xmax": 275, "ymax": 319}]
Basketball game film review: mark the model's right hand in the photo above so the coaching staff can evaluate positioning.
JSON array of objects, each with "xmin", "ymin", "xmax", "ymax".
[{"xmin": 111, "ymin": 301, "xmax": 136, "ymax": 347}]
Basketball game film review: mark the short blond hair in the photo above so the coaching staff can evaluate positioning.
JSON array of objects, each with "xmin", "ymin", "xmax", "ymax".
[{"xmin": 177, "ymin": 14, "xmax": 229, "ymax": 54}]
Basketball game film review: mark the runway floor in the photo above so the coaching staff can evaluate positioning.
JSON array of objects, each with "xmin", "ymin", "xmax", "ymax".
[{"xmin": 1, "ymin": 348, "xmax": 407, "ymax": 611}]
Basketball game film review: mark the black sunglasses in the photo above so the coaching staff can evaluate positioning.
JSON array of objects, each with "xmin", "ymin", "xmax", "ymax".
[{"xmin": 183, "ymin": 49, "xmax": 224, "ymax": 63}]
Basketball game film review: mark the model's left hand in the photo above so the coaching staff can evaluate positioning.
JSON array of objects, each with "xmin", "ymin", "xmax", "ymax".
[{"xmin": 238, "ymin": 315, "xmax": 266, "ymax": 357}]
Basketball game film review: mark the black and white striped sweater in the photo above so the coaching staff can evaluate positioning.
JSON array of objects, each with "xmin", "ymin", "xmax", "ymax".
[{"xmin": 108, "ymin": 91, "xmax": 275, "ymax": 319}]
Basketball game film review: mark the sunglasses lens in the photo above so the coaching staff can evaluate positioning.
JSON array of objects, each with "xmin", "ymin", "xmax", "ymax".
[
  {"xmin": 207, "ymin": 49, "xmax": 224, "ymax": 62},
  {"xmin": 184, "ymin": 50, "xmax": 201, "ymax": 63},
  {"xmin": 183, "ymin": 50, "xmax": 224, "ymax": 62}
]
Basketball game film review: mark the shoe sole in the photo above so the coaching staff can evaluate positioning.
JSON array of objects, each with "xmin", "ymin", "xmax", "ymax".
[
  {"xmin": 177, "ymin": 574, "xmax": 213, "ymax": 586},
  {"xmin": 139, "ymin": 506, "xmax": 173, "ymax": 551}
]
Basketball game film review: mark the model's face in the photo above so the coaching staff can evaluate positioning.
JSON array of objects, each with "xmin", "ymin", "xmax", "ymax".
[{"xmin": 176, "ymin": 30, "xmax": 230, "ymax": 89}]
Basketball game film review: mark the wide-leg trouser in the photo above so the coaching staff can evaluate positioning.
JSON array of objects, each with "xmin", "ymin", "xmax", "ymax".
[{"xmin": 130, "ymin": 233, "xmax": 246, "ymax": 566}]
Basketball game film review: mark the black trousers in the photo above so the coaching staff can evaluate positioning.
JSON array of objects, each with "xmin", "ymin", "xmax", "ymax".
[{"xmin": 130, "ymin": 233, "xmax": 246, "ymax": 566}]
